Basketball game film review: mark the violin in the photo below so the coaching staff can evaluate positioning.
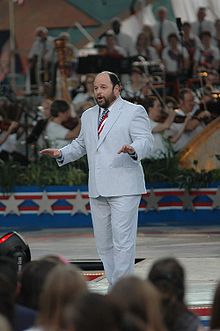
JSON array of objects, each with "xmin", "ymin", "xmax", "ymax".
[
  {"xmin": 161, "ymin": 107, "xmax": 212, "ymax": 124},
  {"xmin": 0, "ymin": 120, "xmax": 11, "ymax": 131},
  {"xmin": 0, "ymin": 120, "xmax": 31, "ymax": 132},
  {"xmin": 62, "ymin": 116, "xmax": 79, "ymax": 130}
]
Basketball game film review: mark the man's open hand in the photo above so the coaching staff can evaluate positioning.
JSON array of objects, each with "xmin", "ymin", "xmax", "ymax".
[{"xmin": 39, "ymin": 148, "xmax": 61, "ymax": 158}]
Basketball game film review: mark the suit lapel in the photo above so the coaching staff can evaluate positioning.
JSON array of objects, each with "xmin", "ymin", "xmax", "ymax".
[
  {"xmin": 91, "ymin": 105, "xmax": 99, "ymax": 145},
  {"xmin": 97, "ymin": 97, "xmax": 123, "ymax": 149}
]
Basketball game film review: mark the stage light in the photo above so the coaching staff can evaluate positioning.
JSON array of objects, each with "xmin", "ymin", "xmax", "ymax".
[{"xmin": 0, "ymin": 231, "xmax": 31, "ymax": 272}]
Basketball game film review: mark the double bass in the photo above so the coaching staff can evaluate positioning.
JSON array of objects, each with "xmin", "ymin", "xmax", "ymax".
[{"xmin": 54, "ymin": 38, "xmax": 79, "ymax": 130}]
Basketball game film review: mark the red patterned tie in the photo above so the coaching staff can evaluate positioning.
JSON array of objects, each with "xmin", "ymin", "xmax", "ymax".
[{"xmin": 98, "ymin": 108, "xmax": 109, "ymax": 137}]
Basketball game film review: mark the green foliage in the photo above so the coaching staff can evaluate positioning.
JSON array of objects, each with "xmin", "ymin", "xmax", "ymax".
[
  {"xmin": 0, "ymin": 157, "xmax": 88, "ymax": 192},
  {"xmin": 142, "ymin": 152, "xmax": 180, "ymax": 184},
  {"xmin": 142, "ymin": 153, "xmax": 218, "ymax": 190},
  {"xmin": 0, "ymin": 160, "xmax": 25, "ymax": 193},
  {"xmin": 0, "ymin": 153, "xmax": 219, "ymax": 192},
  {"xmin": 175, "ymin": 168, "xmax": 214, "ymax": 191}
]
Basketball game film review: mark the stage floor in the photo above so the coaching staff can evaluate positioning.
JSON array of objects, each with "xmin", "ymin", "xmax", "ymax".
[{"xmin": 10, "ymin": 226, "xmax": 220, "ymax": 309}]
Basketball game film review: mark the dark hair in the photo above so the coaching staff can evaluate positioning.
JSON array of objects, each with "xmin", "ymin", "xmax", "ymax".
[
  {"xmin": 103, "ymin": 71, "xmax": 121, "ymax": 87},
  {"xmin": 0, "ymin": 256, "xmax": 18, "ymax": 294},
  {"xmin": 50, "ymin": 100, "xmax": 70, "ymax": 117},
  {"xmin": 148, "ymin": 257, "xmax": 185, "ymax": 302},
  {"xmin": 210, "ymin": 281, "xmax": 220, "ymax": 329},
  {"xmin": 0, "ymin": 274, "xmax": 15, "ymax": 325},
  {"xmin": 65, "ymin": 292, "xmax": 147, "ymax": 331},
  {"xmin": 167, "ymin": 33, "xmax": 179, "ymax": 42},
  {"xmin": 182, "ymin": 22, "xmax": 191, "ymax": 28},
  {"xmin": 144, "ymin": 96, "xmax": 159, "ymax": 110},
  {"xmin": 200, "ymin": 30, "xmax": 212, "ymax": 39},
  {"xmin": 148, "ymin": 258, "xmax": 202, "ymax": 331},
  {"xmin": 17, "ymin": 259, "xmax": 58, "ymax": 310}
]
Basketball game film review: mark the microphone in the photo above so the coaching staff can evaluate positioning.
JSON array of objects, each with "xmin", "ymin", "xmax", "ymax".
[
  {"xmin": 176, "ymin": 17, "xmax": 182, "ymax": 32},
  {"xmin": 176, "ymin": 17, "xmax": 184, "ymax": 40}
]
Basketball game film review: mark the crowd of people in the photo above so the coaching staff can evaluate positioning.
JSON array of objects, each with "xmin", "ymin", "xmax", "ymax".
[
  {"xmin": 0, "ymin": 253, "xmax": 220, "ymax": 331},
  {"xmin": 0, "ymin": 5, "xmax": 220, "ymax": 163}
]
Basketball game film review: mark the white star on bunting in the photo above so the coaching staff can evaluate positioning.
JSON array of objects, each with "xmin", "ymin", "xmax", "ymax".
[
  {"xmin": 2, "ymin": 194, "xmax": 23, "ymax": 216},
  {"xmin": 211, "ymin": 186, "xmax": 220, "ymax": 209},
  {"xmin": 181, "ymin": 189, "xmax": 195, "ymax": 211},
  {"xmin": 67, "ymin": 190, "xmax": 89, "ymax": 215},
  {"xmin": 37, "ymin": 191, "xmax": 57, "ymax": 215},
  {"xmin": 143, "ymin": 188, "xmax": 160, "ymax": 212}
]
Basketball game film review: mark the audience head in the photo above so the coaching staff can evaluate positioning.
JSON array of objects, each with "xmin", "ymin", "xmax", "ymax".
[
  {"xmin": 148, "ymin": 257, "xmax": 185, "ymax": 302},
  {"xmin": 0, "ymin": 274, "xmax": 15, "ymax": 325},
  {"xmin": 210, "ymin": 280, "xmax": 220, "ymax": 330},
  {"xmin": 37, "ymin": 264, "xmax": 88, "ymax": 331},
  {"xmin": 0, "ymin": 256, "xmax": 19, "ymax": 327},
  {"xmin": 146, "ymin": 258, "xmax": 203, "ymax": 331},
  {"xmin": 109, "ymin": 276, "xmax": 166, "ymax": 331},
  {"xmin": 65, "ymin": 292, "xmax": 147, "ymax": 331},
  {"xmin": 17, "ymin": 258, "xmax": 60, "ymax": 310},
  {"xmin": 0, "ymin": 256, "xmax": 18, "ymax": 295},
  {"xmin": 0, "ymin": 313, "xmax": 12, "ymax": 331}
]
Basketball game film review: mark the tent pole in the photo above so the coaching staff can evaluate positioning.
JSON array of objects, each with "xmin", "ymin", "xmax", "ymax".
[{"xmin": 9, "ymin": 0, "xmax": 16, "ymax": 90}]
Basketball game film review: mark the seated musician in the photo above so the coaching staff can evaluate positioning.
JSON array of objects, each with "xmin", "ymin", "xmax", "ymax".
[
  {"xmin": 167, "ymin": 88, "xmax": 211, "ymax": 152},
  {"xmin": 121, "ymin": 65, "xmax": 147, "ymax": 100},
  {"xmin": 45, "ymin": 99, "xmax": 80, "ymax": 149},
  {"xmin": 144, "ymin": 96, "xmax": 190, "ymax": 158},
  {"xmin": 0, "ymin": 111, "xmax": 19, "ymax": 161}
]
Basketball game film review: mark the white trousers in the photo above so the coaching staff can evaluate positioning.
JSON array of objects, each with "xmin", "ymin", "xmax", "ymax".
[{"xmin": 90, "ymin": 195, "xmax": 141, "ymax": 285}]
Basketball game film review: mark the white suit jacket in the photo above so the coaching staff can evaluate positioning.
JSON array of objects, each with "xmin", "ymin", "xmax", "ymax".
[{"xmin": 58, "ymin": 96, "xmax": 154, "ymax": 198}]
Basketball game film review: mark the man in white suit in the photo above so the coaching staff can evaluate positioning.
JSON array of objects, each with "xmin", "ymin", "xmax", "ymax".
[{"xmin": 40, "ymin": 71, "xmax": 153, "ymax": 286}]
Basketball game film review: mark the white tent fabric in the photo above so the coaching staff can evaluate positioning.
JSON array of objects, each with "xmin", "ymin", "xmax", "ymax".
[
  {"xmin": 121, "ymin": 3, "xmax": 156, "ymax": 42},
  {"xmin": 170, "ymin": 0, "xmax": 220, "ymax": 22},
  {"xmin": 121, "ymin": 0, "xmax": 220, "ymax": 41}
]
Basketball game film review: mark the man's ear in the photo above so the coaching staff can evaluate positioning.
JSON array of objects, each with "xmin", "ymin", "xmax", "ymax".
[{"xmin": 114, "ymin": 84, "xmax": 121, "ymax": 95}]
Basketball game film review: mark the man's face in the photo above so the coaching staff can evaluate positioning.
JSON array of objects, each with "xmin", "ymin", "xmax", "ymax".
[
  {"xmin": 60, "ymin": 109, "xmax": 70, "ymax": 122},
  {"xmin": 198, "ymin": 8, "xmax": 206, "ymax": 21},
  {"xmin": 158, "ymin": 9, "xmax": 166, "ymax": 22},
  {"xmin": 182, "ymin": 92, "xmax": 195, "ymax": 113},
  {"xmin": 112, "ymin": 21, "xmax": 120, "ymax": 34},
  {"xmin": 149, "ymin": 99, "xmax": 162, "ymax": 120},
  {"xmin": 94, "ymin": 73, "xmax": 119, "ymax": 108}
]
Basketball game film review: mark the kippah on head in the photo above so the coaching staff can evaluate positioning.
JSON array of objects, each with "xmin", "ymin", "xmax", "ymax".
[{"xmin": 101, "ymin": 71, "xmax": 121, "ymax": 87}]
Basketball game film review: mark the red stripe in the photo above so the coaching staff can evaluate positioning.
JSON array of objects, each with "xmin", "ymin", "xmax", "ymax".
[{"xmin": 189, "ymin": 306, "xmax": 211, "ymax": 316}]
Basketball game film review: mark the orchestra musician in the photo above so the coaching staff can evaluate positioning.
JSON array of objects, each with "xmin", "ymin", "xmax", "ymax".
[
  {"xmin": 166, "ymin": 88, "xmax": 211, "ymax": 152},
  {"xmin": 0, "ymin": 115, "xmax": 19, "ymax": 161}
]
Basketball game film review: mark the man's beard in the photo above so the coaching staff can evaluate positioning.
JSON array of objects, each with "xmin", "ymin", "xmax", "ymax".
[{"xmin": 96, "ymin": 94, "xmax": 116, "ymax": 108}]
